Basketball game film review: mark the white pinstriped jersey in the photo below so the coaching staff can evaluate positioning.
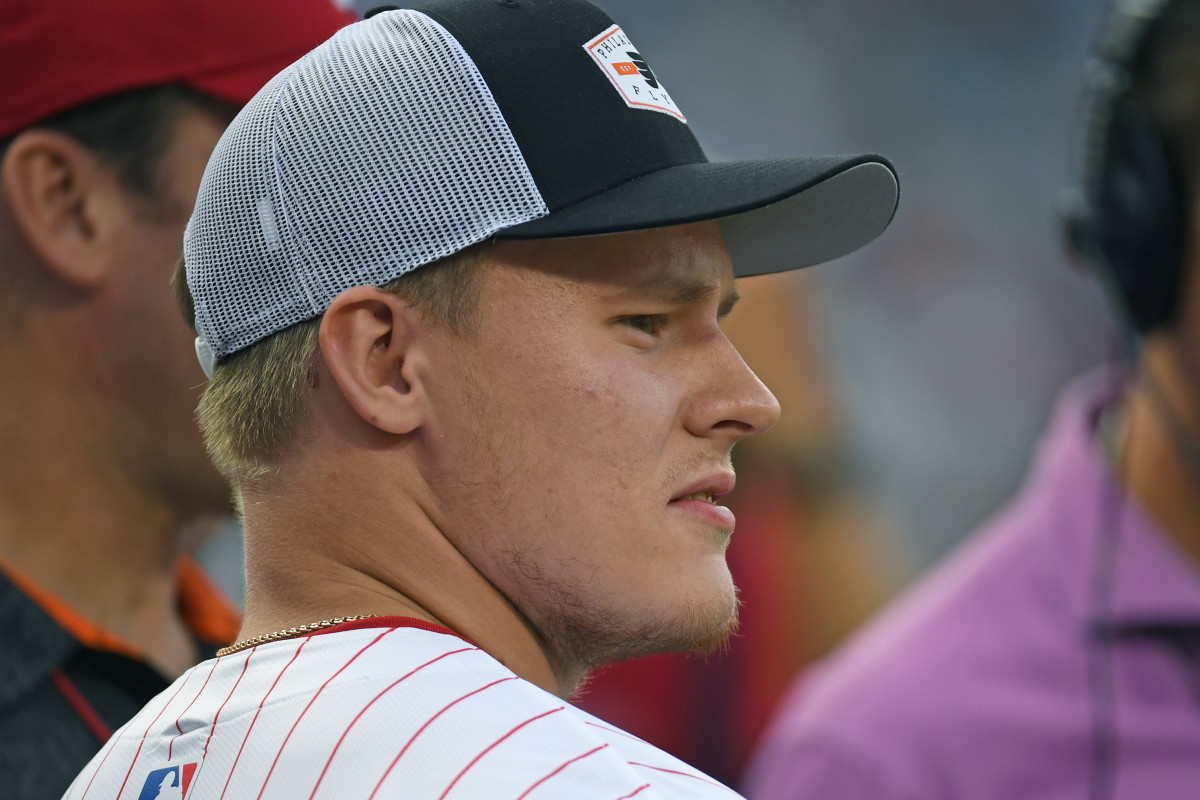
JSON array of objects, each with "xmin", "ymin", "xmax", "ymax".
[{"xmin": 61, "ymin": 617, "xmax": 743, "ymax": 799}]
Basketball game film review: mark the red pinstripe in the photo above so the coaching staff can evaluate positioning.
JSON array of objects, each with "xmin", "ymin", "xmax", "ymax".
[
  {"xmin": 110, "ymin": 741, "xmax": 147, "ymax": 800},
  {"xmin": 71, "ymin": 735, "xmax": 114, "ymax": 800},
  {"xmin": 584, "ymin": 720, "xmax": 648, "ymax": 744},
  {"xmin": 586, "ymin": 721, "xmax": 734, "ymax": 793},
  {"xmin": 368, "ymin": 676, "xmax": 519, "ymax": 799},
  {"xmin": 97, "ymin": 662, "xmax": 208, "ymax": 800},
  {"xmin": 219, "ymin": 641, "xmax": 308, "ymax": 800},
  {"xmin": 203, "ymin": 648, "xmax": 254, "ymax": 757},
  {"xmin": 614, "ymin": 785, "xmax": 652, "ymax": 799},
  {"xmin": 435, "ymin": 706, "xmax": 566, "ymax": 800},
  {"xmin": 78, "ymin": 668, "xmax": 195, "ymax": 800},
  {"xmin": 514, "ymin": 744, "xmax": 609, "ymax": 800},
  {"xmin": 168, "ymin": 657, "xmax": 222, "ymax": 760},
  {"xmin": 256, "ymin": 628, "xmax": 396, "ymax": 799},
  {"xmin": 307, "ymin": 647, "xmax": 477, "ymax": 799},
  {"xmin": 627, "ymin": 762, "xmax": 733, "ymax": 792}
]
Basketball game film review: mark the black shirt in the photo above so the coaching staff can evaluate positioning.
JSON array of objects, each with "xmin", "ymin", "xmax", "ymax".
[{"xmin": 0, "ymin": 573, "xmax": 221, "ymax": 799}]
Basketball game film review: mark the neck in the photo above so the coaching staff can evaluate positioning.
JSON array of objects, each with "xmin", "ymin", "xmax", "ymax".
[
  {"xmin": 1119, "ymin": 344, "xmax": 1200, "ymax": 567},
  {"xmin": 0, "ymin": 351, "xmax": 201, "ymax": 678},
  {"xmin": 239, "ymin": 470, "xmax": 565, "ymax": 697}
]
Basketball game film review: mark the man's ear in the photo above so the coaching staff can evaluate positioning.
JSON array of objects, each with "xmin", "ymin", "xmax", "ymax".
[
  {"xmin": 320, "ymin": 286, "xmax": 429, "ymax": 435},
  {"xmin": 1, "ymin": 129, "xmax": 122, "ymax": 288}
]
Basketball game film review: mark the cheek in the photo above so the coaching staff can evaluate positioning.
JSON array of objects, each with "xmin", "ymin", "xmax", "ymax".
[
  {"xmin": 452, "ymin": 355, "xmax": 684, "ymax": 599},
  {"xmin": 452, "ymin": 318, "xmax": 680, "ymax": 518},
  {"xmin": 512, "ymin": 361, "xmax": 677, "ymax": 504},
  {"xmin": 110, "ymin": 220, "xmax": 207, "ymax": 386},
  {"xmin": 118, "ymin": 218, "xmax": 187, "ymax": 312}
]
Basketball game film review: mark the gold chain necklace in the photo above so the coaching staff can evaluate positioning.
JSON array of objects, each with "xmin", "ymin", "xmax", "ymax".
[{"xmin": 216, "ymin": 615, "xmax": 382, "ymax": 657}]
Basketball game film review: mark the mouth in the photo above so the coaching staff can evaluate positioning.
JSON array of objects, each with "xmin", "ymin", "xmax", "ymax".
[
  {"xmin": 668, "ymin": 491, "xmax": 736, "ymax": 534},
  {"xmin": 673, "ymin": 491, "xmax": 719, "ymax": 504},
  {"xmin": 669, "ymin": 471, "xmax": 736, "ymax": 506},
  {"xmin": 667, "ymin": 471, "xmax": 737, "ymax": 533}
]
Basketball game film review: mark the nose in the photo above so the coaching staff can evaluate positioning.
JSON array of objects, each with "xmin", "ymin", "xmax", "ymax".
[{"xmin": 686, "ymin": 334, "xmax": 781, "ymax": 445}]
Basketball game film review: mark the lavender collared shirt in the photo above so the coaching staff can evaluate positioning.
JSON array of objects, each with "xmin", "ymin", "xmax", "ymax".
[{"xmin": 745, "ymin": 371, "xmax": 1200, "ymax": 799}]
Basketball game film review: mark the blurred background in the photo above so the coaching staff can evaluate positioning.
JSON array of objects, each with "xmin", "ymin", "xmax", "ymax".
[
  {"xmin": 599, "ymin": 0, "xmax": 1112, "ymax": 571},
  {"xmin": 198, "ymin": 0, "xmax": 1117, "ymax": 789}
]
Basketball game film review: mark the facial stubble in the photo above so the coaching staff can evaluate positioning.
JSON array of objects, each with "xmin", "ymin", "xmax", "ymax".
[
  {"xmin": 499, "ymin": 540, "xmax": 741, "ymax": 690},
  {"xmin": 448, "ymin": 290, "xmax": 741, "ymax": 691}
]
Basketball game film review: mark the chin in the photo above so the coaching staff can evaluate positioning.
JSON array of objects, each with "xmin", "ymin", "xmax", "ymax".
[{"xmin": 539, "ymin": 583, "xmax": 742, "ymax": 682}]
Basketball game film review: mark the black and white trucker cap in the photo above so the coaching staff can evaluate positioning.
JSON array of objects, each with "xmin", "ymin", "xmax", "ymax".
[{"xmin": 185, "ymin": 0, "xmax": 900, "ymax": 377}]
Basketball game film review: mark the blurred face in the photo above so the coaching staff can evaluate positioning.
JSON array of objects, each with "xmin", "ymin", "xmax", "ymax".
[
  {"xmin": 420, "ymin": 222, "xmax": 780, "ymax": 680},
  {"xmin": 102, "ymin": 105, "xmax": 231, "ymax": 516}
]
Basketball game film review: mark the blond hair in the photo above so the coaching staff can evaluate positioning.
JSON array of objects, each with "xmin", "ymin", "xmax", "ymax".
[{"xmin": 173, "ymin": 246, "xmax": 486, "ymax": 489}]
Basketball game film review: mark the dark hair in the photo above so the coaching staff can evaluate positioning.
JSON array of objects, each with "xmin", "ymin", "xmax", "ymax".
[
  {"xmin": 0, "ymin": 84, "xmax": 234, "ymax": 206},
  {"xmin": 1131, "ymin": 1, "xmax": 1200, "ymax": 215},
  {"xmin": 1071, "ymin": 0, "xmax": 1200, "ymax": 334}
]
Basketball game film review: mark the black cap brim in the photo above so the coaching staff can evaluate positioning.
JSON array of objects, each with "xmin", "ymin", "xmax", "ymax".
[{"xmin": 494, "ymin": 155, "xmax": 899, "ymax": 276}]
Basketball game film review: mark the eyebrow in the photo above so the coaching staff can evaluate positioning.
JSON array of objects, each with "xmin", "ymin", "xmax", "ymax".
[{"xmin": 632, "ymin": 275, "xmax": 741, "ymax": 319}]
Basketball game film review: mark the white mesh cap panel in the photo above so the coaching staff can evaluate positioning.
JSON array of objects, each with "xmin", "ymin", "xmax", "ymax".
[{"xmin": 184, "ymin": 10, "xmax": 549, "ymax": 362}]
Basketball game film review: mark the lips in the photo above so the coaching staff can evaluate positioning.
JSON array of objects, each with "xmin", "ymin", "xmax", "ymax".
[
  {"xmin": 669, "ymin": 471, "xmax": 735, "ymax": 505},
  {"xmin": 668, "ymin": 472, "xmax": 737, "ymax": 531}
]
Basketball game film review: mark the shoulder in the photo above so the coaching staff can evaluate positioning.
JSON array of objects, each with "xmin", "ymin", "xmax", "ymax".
[
  {"xmin": 67, "ymin": 626, "xmax": 741, "ymax": 799},
  {"xmin": 316, "ymin": 632, "xmax": 742, "ymax": 798},
  {"xmin": 744, "ymin": 728, "xmax": 900, "ymax": 800},
  {"xmin": 808, "ymin": 491, "xmax": 1072, "ymax": 715}
]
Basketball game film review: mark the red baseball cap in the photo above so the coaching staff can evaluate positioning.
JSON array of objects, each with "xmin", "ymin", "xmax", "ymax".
[{"xmin": 0, "ymin": 0, "xmax": 357, "ymax": 139}]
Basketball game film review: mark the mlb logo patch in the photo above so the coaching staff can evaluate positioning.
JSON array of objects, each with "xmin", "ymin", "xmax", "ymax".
[
  {"xmin": 137, "ymin": 763, "xmax": 197, "ymax": 800},
  {"xmin": 584, "ymin": 25, "xmax": 685, "ymax": 122}
]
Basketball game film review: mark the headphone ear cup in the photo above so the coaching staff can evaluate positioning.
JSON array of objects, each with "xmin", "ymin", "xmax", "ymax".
[{"xmin": 1089, "ymin": 96, "xmax": 1188, "ymax": 331}]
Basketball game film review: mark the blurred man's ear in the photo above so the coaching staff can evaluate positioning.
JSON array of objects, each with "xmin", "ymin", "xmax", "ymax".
[
  {"xmin": 1, "ymin": 129, "xmax": 123, "ymax": 288},
  {"xmin": 319, "ymin": 286, "xmax": 431, "ymax": 436}
]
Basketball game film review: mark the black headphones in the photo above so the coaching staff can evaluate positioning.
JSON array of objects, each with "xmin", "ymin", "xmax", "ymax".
[
  {"xmin": 1060, "ymin": 8, "xmax": 1200, "ymax": 798},
  {"xmin": 1061, "ymin": 0, "xmax": 1188, "ymax": 336}
]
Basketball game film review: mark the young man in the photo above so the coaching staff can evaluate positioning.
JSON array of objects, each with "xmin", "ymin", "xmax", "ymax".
[
  {"xmin": 0, "ymin": 2, "xmax": 353, "ymax": 797},
  {"xmin": 64, "ymin": 2, "xmax": 898, "ymax": 797},
  {"xmin": 746, "ymin": 1, "xmax": 1200, "ymax": 797}
]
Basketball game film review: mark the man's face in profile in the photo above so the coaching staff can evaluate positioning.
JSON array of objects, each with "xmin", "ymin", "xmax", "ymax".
[
  {"xmin": 101, "ymin": 104, "xmax": 233, "ymax": 516},
  {"xmin": 418, "ymin": 220, "xmax": 780, "ymax": 677}
]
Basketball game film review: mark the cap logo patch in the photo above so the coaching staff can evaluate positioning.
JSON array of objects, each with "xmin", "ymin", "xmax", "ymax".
[{"xmin": 584, "ymin": 25, "xmax": 685, "ymax": 123}]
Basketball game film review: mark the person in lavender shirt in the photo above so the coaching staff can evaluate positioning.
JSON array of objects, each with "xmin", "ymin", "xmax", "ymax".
[{"xmin": 745, "ymin": 1, "xmax": 1200, "ymax": 798}]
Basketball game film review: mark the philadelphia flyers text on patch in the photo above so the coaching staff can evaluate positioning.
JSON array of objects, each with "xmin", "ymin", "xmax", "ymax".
[{"xmin": 584, "ymin": 24, "xmax": 685, "ymax": 122}]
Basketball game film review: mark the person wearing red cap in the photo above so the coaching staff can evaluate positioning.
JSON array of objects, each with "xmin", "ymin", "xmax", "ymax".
[{"xmin": 0, "ymin": 2, "xmax": 353, "ymax": 797}]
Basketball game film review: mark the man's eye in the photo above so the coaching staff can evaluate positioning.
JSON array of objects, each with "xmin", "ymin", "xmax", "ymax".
[{"xmin": 623, "ymin": 315, "xmax": 663, "ymax": 335}]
